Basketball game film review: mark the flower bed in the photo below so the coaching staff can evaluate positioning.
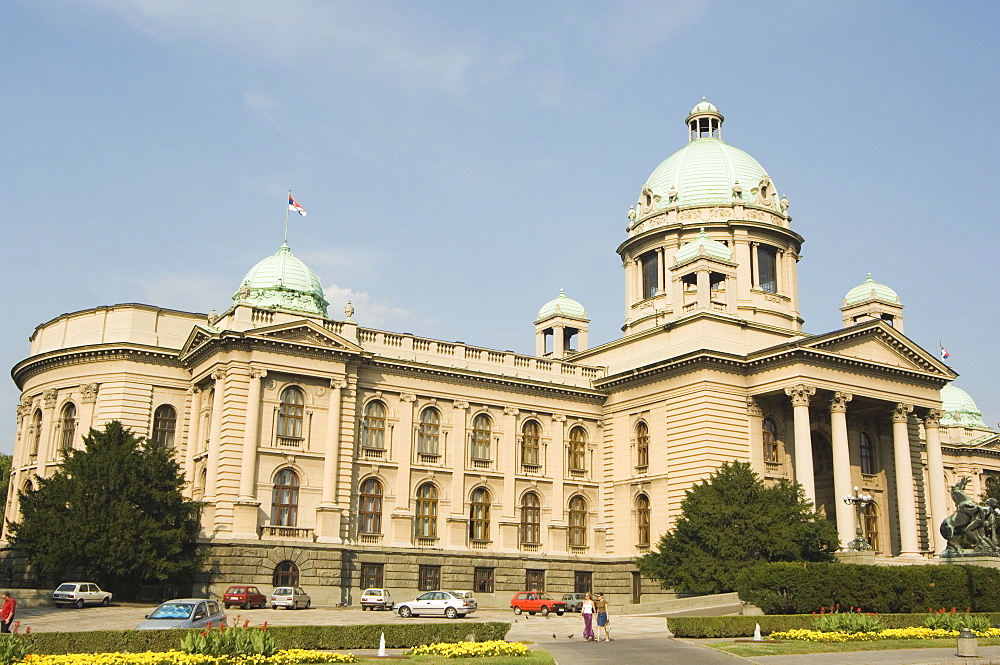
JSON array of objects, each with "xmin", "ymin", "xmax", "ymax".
[
  {"xmin": 409, "ymin": 641, "xmax": 532, "ymax": 659},
  {"xmin": 20, "ymin": 650, "xmax": 357, "ymax": 664},
  {"xmin": 769, "ymin": 627, "xmax": 1000, "ymax": 643}
]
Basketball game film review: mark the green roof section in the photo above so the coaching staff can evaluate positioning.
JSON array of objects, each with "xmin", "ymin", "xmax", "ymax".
[
  {"xmin": 687, "ymin": 98, "xmax": 723, "ymax": 121},
  {"xmin": 940, "ymin": 383, "xmax": 992, "ymax": 431},
  {"xmin": 674, "ymin": 228, "xmax": 734, "ymax": 264},
  {"xmin": 233, "ymin": 243, "xmax": 330, "ymax": 316},
  {"xmin": 844, "ymin": 274, "xmax": 900, "ymax": 306},
  {"xmin": 537, "ymin": 289, "xmax": 587, "ymax": 321}
]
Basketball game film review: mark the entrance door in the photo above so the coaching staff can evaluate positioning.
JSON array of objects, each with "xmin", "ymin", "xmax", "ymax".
[{"xmin": 631, "ymin": 571, "xmax": 642, "ymax": 604}]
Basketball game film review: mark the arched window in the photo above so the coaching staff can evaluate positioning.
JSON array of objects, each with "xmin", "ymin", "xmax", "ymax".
[
  {"xmin": 568, "ymin": 427, "xmax": 587, "ymax": 472},
  {"xmin": 469, "ymin": 487, "xmax": 491, "ymax": 541},
  {"xmin": 277, "ymin": 387, "xmax": 304, "ymax": 441},
  {"xmin": 636, "ymin": 494, "xmax": 651, "ymax": 547},
  {"xmin": 359, "ymin": 477, "xmax": 383, "ymax": 534},
  {"xmin": 520, "ymin": 492, "xmax": 540, "ymax": 545},
  {"xmin": 417, "ymin": 407, "xmax": 440, "ymax": 455},
  {"xmin": 568, "ymin": 496, "xmax": 587, "ymax": 548},
  {"xmin": 272, "ymin": 560, "xmax": 299, "ymax": 587},
  {"xmin": 863, "ymin": 502, "xmax": 879, "ymax": 552},
  {"xmin": 860, "ymin": 432, "xmax": 876, "ymax": 475},
  {"xmin": 21, "ymin": 479, "xmax": 34, "ymax": 494},
  {"xmin": 271, "ymin": 468, "xmax": 300, "ymax": 526},
  {"xmin": 471, "ymin": 414, "xmax": 491, "ymax": 461},
  {"xmin": 521, "ymin": 420, "xmax": 541, "ymax": 467},
  {"xmin": 361, "ymin": 400, "xmax": 387, "ymax": 449},
  {"xmin": 635, "ymin": 422, "xmax": 649, "ymax": 468},
  {"xmin": 30, "ymin": 410, "xmax": 42, "ymax": 456},
  {"xmin": 763, "ymin": 418, "xmax": 779, "ymax": 464},
  {"xmin": 415, "ymin": 483, "xmax": 438, "ymax": 538},
  {"xmin": 152, "ymin": 404, "xmax": 177, "ymax": 448},
  {"xmin": 59, "ymin": 403, "xmax": 77, "ymax": 452}
]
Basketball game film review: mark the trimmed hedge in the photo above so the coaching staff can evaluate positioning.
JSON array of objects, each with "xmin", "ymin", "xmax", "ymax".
[
  {"xmin": 667, "ymin": 614, "xmax": 1000, "ymax": 638},
  {"xmin": 16, "ymin": 623, "xmax": 511, "ymax": 655},
  {"xmin": 735, "ymin": 563, "xmax": 1000, "ymax": 615}
]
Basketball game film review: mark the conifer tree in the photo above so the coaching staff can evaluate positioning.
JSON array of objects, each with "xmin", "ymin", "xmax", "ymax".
[
  {"xmin": 636, "ymin": 461, "xmax": 839, "ymax": 594},
  {"xmin": 8, "ymin": 421, "xmax": 203, "ymax": 599}
]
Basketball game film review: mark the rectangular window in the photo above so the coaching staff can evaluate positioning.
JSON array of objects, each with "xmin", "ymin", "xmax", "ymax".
[
  {"xmin": 757, "ymin": 245, "xmax": 778, "ymax": 294},
  {"xmin": 418, "ymin": 565, "xmax": 440, "ymax": 591},
  {"xmin": 525, "ymin": 569, "xmax": 545, "ymax": 592},
  {"xmin": 574, "ymin": 571, "xmax": 592, "ymax": 594},
  {"xmin": 360, "ymin": 563, "xmax": 384, "ymax": 589},
  {"xmin": 641, "ymin": 251, "xmax": 658, "ymax": 299},
  {"xmin": 474, "ymin": 567, "xmax": 494, "ymax": 593}
]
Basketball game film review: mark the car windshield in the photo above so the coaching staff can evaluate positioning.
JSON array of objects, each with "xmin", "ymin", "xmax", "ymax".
[
  {"xmin": 147, "ymin": 602, "xmax": 195, "ymax": 619},
  {"xmin": 537, "ymin": 593, "xmax": 553, "ymax": 600},
  {"xmin": 227, "ymin": 588, "xmax": 245, "ymax": 593},
  {"xmin": 56, "ymin": 584, "xmax": 76, "ymax": 592},
  {"xmin": 273, "ymin": 588, "xmax": 291, "ymax": 595}
]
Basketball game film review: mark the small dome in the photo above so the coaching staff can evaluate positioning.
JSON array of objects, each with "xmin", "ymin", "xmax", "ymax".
[
  {"xmin": 844, "ymin": 274, "xmax": 900, "ymax": 306},
  {"xmin": 674, "ymin": 228, "xmax": 733, "ymax": 264},
  {"xmin": 687, "ymin": 97, "xmax": 723, "ymax": 120},
  {"xmin": 537, "ymin": 289, "xmax": 587, "ymax": 320},
  {"xmin": 234, "ymin": 243, "xmax": 329, "ymax": 316},
  {"xmin": 940, "ymin": 384, "xmax": 991, "ymax": 430}
]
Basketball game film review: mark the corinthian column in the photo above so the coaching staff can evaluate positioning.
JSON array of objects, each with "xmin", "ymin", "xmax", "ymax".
[
  {"xmin": 785, "ymin": 384, "xmax": 816, "ymax": 503},
  {"xmin": 829, "ymin": 392, "xmax": 854, "ymax": 547},
  {"xmin": 237, "ymin": 368, "xmax": 266, "ymax": 501},
  {"xmin": 923, "ymin": 409, "xmax": 947, "ymax": 553},
  {"xmin": 204, "ymin": 369, "xmax": 226, "ymax": 501},
  {"xmin": 892, "ymin": 403, "xmax": 920, "ymax": 556}
]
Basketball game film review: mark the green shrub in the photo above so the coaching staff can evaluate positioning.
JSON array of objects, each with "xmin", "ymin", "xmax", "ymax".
[
  {"xmin": 812, "ymin": 611, "xmax": 883, "ymax": 634},
  {"xmin": 667, "ymin": 613, "xmax": 1000, "ymax": 638},
  {"xmin": 0, "ymin": 636, "xmax": 31, "ymax": 665},
  {"xmin": 179, "ymin": 625, "xmax": 278, "ymax": 656},
  {"xmin": 922, "ymin": 611, "xmax": 992, "ymax": 632}
]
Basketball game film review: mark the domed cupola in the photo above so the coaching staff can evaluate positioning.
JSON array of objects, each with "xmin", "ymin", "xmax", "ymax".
[
  {"xmin": 233, "ymin": 243, "xmax": 330, "ymax": 317},
  {"xmin": 535, "ymin": 290, "xmax": 589, "ymax": 359},
  {"xmin": 841, "ymin": 273, "xmax": 904, "ymax": 332},
  {"xmin": 673, "ymin": 228, "xmax": 733, "ymax": 265},
  {"xmin": 940, "ymin": 384, "xmax": 992, "ymax": 431}
]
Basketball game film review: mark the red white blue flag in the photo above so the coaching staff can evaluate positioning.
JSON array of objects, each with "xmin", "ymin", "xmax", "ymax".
[
  {"xmin": 288, "ymin": 195, "xmax": 307, "ymax": 216},
  {"xmin": 940, "ymin": 344, "xmax": 950, "ymax": 361}
]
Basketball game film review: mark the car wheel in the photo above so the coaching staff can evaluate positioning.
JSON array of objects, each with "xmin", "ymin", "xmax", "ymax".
[
  {"xmin": 556, "ymin": 609, "xmax": 565, "ymax": 616},
  {"xmin": 362, "ymin": 605, "xmax": 368, "ymax": 611},
  {"xmin": 74, "ymin": 599, "xmax": 84, "ymax": 609},
  {"xmin": 541, "ymin": 606, "xmax": 550, "ymax": 616},
  {"xmin": 242, "ymin": 601, "xmax": 251, "ymax": 610},
  {"xmin": 445, "ymin": 607, "xmax": 458, "ymax": 619},
  {"xmin": 399, "ymin": 606, "xmax": 412, "ymax": 618},
  {"xmin": 306, "ymin": 600, "xmax": 311, "ymax": 609},
  {"xmin": 272, "ymin": 605, "xmax": 278, "ymax": 610},
  {"xmin": 102, "ymin": 597, "xmax": 110, "ymax": 607},
  {"xmin": 513, "ymin": 606, "xmax": 522, "ymax": 615}
]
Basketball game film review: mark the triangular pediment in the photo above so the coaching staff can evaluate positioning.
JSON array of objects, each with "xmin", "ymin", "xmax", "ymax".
[
  {"xmin": 247, "ymin": 319, "xmax": 363, "ymax": 353},
  {"xmin": 179, "ymin": 324, "xmax": 220, "ymax": 359},
  {"xmin": 799, "ymin": 321, "xmax": 953, "ymax": 376}
]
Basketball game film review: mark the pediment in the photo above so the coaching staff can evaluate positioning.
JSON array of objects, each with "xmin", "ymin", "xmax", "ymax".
[
  {"xmin": 800, "ymin": 323, "xmax": 952, "ymax": 376},
  {"xmin": 179, "ymin": 324, "xmax": 220, "ymax": 358},
  {"xmin": 247, "ymin": 320, "xmax": 363, "ymax": 353}
]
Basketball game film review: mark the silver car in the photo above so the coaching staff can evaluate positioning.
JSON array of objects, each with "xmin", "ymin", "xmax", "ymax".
[
  {"xmin": 135, "ymin": 598, "xmax": 227, "ymax": 630},
  {"xmin": 270, "ymin": 586, "xmax": 311, "ymax": 609},
  {"xmin": 397, "ymin": 591, "xmax": 477, "ymax": 619}
]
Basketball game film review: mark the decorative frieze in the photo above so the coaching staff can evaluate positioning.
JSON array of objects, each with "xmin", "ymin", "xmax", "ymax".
[{"xmin": 79, "ymin": 384, "xmax": 98, "ymax": 403}]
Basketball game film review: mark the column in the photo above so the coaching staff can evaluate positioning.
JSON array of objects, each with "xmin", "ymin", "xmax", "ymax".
[
  {"xmin": 448, "ymin": 401, "xmax": 470, "ymax": 548},
  {"xmin": 623, "ymin": 259, "xmax": 632, "ymax": 320},
  {"xmin": 549, "ymin": 414, "xmax": 567, "ymax": 554},
  {"xmin": 892, "ymin": 403, "xmax": 920, "ymax": 556},
  {"xmin": 78, "ymin": 384, "xmax": 98, "ymax": 435},
  {"xmin": 656, "ymin": 248, "xmax": 665, "ymax": 295},
  {"xmin": 237, "ymin": 368, "xmax": 266, "ymax": 501},
  {"xmin": 785, "ymin": 384, "xmax": 816, "ymax": 503},
  {"xmin": 499, "ymin": 407, "xmax": 520, "ymax": 550},
  {"xmin": 830, "ymin": 391, "xmax": 855, "ymax": 547},
  {"xmin": 747, "ymin": 396, "xmax": 764, "ymax": 474},
  {"xmin": 750, "ymin": 243, "xmax": 760, "ymax": 288},
  {"xmin": 696, "ymin": 270, "xmax": 710, "ymax": 309},
  {"xmin": 923, "ymin": 409, "xmax": 948, "ymax": 553},
  {"xmin": 182, "ymin": 387, "xmax": 203, "ymax": 498},
  {"xmin": 41, "ymin": 390, "xmax": 58, "ymax": 475},
  {"xmin": 394, "ymin": 394, "xmax": 416, "ymax": 510},
  {"xmin": 204, "ymin": 369, "xmax": 226, "ymax": 501},
  {"xmin": 553, "ymin": 325, "xmax": 565, "ymax": 358}
]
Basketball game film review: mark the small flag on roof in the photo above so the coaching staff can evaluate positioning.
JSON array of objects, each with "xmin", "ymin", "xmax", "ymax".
[
  {"xmin": 940, "ymin": 343, "xmax": 950, "ymax": 361},
  {"xmin": 288, "ymin": 195, "xmax": 307, "ymax": 216}
]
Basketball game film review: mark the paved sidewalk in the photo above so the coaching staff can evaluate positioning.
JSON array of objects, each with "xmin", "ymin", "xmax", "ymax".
[{"xmin": 694, "ymin": 638, "xmax": 1000, "ymax": 665}]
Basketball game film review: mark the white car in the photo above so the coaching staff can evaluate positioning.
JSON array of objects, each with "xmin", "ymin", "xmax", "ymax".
[
  {"xmin": 360, "ymin": 588, "xmax": 394, "ymax": 611},
  {"xmin": 396, "ymin": 591, "xmax": 477, "ymax": 619},
  {"xmin": 52, "ymin": 582, "xmax": 112, "ymax": 608},
  {"xmin": 270, "ymin": 586, "xmax": 311, "ymax": 609}
]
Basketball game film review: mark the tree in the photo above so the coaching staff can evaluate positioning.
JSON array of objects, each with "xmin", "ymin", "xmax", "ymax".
[
  {"xmin": 636, "ymin": 461, "xmax": 839, "ymax": 595},
  {"xmin": 8, "ymin": 421, "xmax": 203, "ymax": 599},
  {"xmin": 0, "ymin": 454, "xmax": 11, "ymax": 524}
]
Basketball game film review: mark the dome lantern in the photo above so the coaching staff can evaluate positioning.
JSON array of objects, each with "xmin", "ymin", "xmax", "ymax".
[
  {"xmin": 233, "ymin": 243, "xmax": 329, "ymax": 317},
  {"xmin": 687, "ymin": 97, "xmax": 724, "ymax": 141}
]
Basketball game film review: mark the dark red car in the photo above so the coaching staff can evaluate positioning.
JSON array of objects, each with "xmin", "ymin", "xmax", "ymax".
[
  {"xmin": 223, "ymin": 585, "xmax": 267, "ymax": 609},
  {"xmin": 510, "ymin": 591, "xmax": 567, "ymax": 616}
]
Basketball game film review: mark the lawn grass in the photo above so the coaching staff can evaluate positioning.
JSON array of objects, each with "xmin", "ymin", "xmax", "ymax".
[
  {"xmin": 712, "ymin": 637, "xmax": 1000, "ymax": 657},
  {"xmin": 355, "ymin": 653, "xmax": 554, "ymax": 665}
]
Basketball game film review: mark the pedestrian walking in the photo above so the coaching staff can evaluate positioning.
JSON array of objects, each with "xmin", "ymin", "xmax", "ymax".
[
  {"xmin": 596, "ymin": 592, "xmax": 612, "ymax": 641},
  {"xmin": 581, "ymin": 592, "xmax": 596, "ymax": 641},
  {"xmin": 0, "ymin": 592, "xmax": 15, "ymax": 633}
]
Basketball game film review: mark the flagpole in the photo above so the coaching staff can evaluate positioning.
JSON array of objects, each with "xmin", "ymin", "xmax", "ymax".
[{"xmin": 284, "ymin": 190, "xmax": 291, "ymax": 244}]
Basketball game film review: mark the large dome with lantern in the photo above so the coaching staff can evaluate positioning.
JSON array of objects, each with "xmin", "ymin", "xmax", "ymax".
[{"xmin": 233, "ymin": 243, "xmax": 329, "ymax": 316}]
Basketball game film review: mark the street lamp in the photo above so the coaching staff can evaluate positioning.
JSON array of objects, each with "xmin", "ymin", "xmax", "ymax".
[{"xmin": 843, "ymin": 486, "xmax": 874, "ymax": 551}]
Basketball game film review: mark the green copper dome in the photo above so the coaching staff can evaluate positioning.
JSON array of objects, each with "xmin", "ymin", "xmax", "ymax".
[
  {"xmin": 537, "ymin": 290, "xmax": 587, "ymax": 320},
  {"xmin": 234, "ymin": 243, "xmax": 329, "ymax": 316},
  {"xmin": 940, "ymin": 384, "xmax": 991, "ymax": 430},
  {"xmin": 844, "ymin": 274, "xmax": 900, "ymax": 306},
  {"xmin": 674, "ymin": 228, "xmax": 733, "ymax": 264}
]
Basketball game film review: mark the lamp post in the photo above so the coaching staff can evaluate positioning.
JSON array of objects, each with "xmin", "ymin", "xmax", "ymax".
[{"xmin": 843, "ymin": 486, "xmax": 874, "ymax": 551}]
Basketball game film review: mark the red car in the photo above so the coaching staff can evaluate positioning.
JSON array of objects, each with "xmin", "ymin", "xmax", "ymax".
[
  {"xmin": 510, "ymin": 592, "xmax": 567, "ymax": 616},
  {"xmin": 223, "ymin": 585, "xmax": 267, "ymax": 609}
]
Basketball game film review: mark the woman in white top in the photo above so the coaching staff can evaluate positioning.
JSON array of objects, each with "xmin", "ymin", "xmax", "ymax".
[{"xmin": 580, "ymin": 592, "xmax": 596, "ymax": 641}]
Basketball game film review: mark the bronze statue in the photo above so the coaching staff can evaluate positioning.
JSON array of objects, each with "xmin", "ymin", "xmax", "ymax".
[{"xmin": 941, "ymin": 476, "xmax": 999, "ymax": 555}]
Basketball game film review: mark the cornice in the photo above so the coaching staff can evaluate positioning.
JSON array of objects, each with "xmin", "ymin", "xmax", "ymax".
[
  {"xmin": 617, "ymin": 216, "xmax": 804, "ymax": 257},
  {"xmin": 12, "ymin": 343, "xmax": 185, "ymax": 388},
  {"xmin": 181, "ymin": 332, "xmax": 366, "ymax": 369}
]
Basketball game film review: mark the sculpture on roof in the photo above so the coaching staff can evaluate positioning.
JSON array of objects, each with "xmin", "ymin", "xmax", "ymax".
[{"xmin": 941, "ymin": 476, "xmax": 1000, "ymax": 556}]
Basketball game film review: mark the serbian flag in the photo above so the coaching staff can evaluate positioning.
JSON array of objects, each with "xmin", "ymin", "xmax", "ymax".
[
  {"xmin": 288, "ymin": 195, "xmax": 307, "ymax": 216},
  {"xmin": 940, "ymin": 344, "xmax": 950, "ymax": 361}
]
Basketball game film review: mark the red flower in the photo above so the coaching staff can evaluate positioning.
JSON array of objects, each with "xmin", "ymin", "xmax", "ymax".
[
  {"xmin": 951, "ymin": 607, "xmax": 957, "ymax": 614},
  {"xmin": 201, "ymin": 632, "xmax": 207, "ymax": 636},
  {"xmin": 262, "ymin": 621, "xmax": 268, "ymax": 630},
  {"xmin": 243, "ymin": 619, "xmax": 250, "ymax": 628},
  {"xmin": 207, "ymin": 622, "xmax": 213, "ymax": 629},
  {"xmin": 24, "ymin": 627, "xmax": 30, "ymax": 634}
]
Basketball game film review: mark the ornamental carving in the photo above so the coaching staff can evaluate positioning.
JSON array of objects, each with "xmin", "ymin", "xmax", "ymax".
[
  {"xmin": 551, "ymin": 414, "xmax": 567, "ymax": 423},
  {"xmin": 753, "ymin": 176, "xmax": 774, "ymax": 206},
  {"xmin": 43, "ymin": 389, "xmax": 58, "ymax": 408},
  {"xmin": 746, "ymin": 396, "xmax": 762, "ymax": 417},
  {"xmin": 211, "ymin": 368, "xmax": 226, "ymax": 381},
  {"xmin": 503, "ymin": 406, "xmax": 519, "ymax": 416},
  {"xmin": 453, "ymin": 400, "xmax": 470, "ymax": 410},
  {"xmin": 893, "ymin": 403, "xmax": 913, "ymax": 423},
  {"xmin": 924, "ymin": 409, "xmax": 942, "ymax": 428},
  {"xmin": 248, "ymin": 367, "xmax": 268, "ymax": 380},
  {"xmin": 639, "ymin": 184, "xmax": 659, "ymax": 215},
  {"xmin": 830, "ymin": 392, "xmax": 853, "ymax": 413},
  {"xmin": 764, "ymin": 294, "xmax": 783, "ymax": 303},
  {"xmin": 784, "ymin": 384, "xmax": 815, "ymax": 407},
  {"xmin": 79, "ymin": 383, "xmax": 98, "ymax": 404},
  {"xmin": 745, "ymin": 209, "xmax": 765, "ymax": 221},
  {"xmin": 330, "ymin": 378, "xmax": 348, "ymax": 390},
  {"xmin": 400, "ymin": 393, "xmax": 416, "ymax": 403}
]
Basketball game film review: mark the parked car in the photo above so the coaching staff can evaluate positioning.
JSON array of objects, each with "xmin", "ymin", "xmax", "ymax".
[
  {"xmin": 360, "ymin": 588, "xmax": 394, "ymax": 611},
  {"xmin": 271, "ymin": 586, "xmax": 311, "ymax": 610},
  {"xmin": 510, "ymin": 592, "xmax": 567, "ymax": 616},
  {"xmin": 561, "ymin": 593, "xmax": 588, "ymax": 612},
  {"xmin": 135, "ymin": 598, "xmax": 227, "ymax": 630},
  {"xmin": 222, "ymin": 585, "xmax": 267, "ymax": 610},
  {"xmin": 52, "ymin": 582, "xmax": 113, "ymax": 608},
  {"xmin": 396, "ymin": 591, "xmax": 477, "ymax": 619}
]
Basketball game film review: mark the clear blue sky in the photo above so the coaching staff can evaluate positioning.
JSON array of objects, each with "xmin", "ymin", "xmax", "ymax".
[{"xmin": 3, "ymin": 0, "xmax": 998, "ymax": 453}]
